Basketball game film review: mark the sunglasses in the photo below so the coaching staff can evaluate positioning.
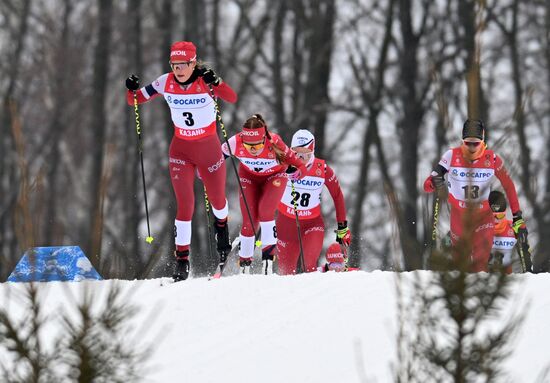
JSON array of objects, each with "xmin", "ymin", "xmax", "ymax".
[
  {"xmin": 493, "ymin": 212, "xmax": 506, "ymax": 220},
  {"xmin": 243, "ymin": 141, "xmax": 265, "ymax": 150},
  {"xmin": 463, "ymin": 140, "xmax": 482, "ymax": 148},
  {"xmin": 294, "ymin": 151, "xmax": 313, "ymax": 160},
  {"xmin": 170, "ymin": 61, "xmax": 195, "ymax": 71}
]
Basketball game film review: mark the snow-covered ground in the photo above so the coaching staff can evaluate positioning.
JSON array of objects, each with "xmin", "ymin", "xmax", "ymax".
[{"xmin": 1, "ymin": 271, "xmax": 550, "ymax": 382}]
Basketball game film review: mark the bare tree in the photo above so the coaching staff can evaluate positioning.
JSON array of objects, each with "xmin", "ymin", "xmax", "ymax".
[{"xmin": 88, "ymin": 0, "xmax": 114, "ymax": 271}]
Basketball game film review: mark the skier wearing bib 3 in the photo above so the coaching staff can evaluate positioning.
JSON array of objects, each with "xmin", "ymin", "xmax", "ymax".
[
  {"xmin": 221, "ymin": 114, "xmax": 307, "ymax": 274},
  {"xmin": 125, "ymin": 41, "xmax": 237, "ymax": 281},
  {"xmin": 276, "ymin": 129, "xmax": 350, "ymax": 275},
  {"xmin": 423, "ymin": 119, "xmax": 528, "ymax": 272}
]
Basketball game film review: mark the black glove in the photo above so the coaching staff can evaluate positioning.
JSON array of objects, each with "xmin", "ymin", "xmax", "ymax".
[
  {"xmin": 126, "ymin": 74, "xmax": 140, "ymax": 91},
  {"xmin": 512, "ymin": 211, "xmax": 528, "ymax": 244},
  {"xmin": 336, "ymin": 221, "xmax": 351, "ymax": 246},
  {"xmin": 433, "ymin": 175, "xmax": 445, "ymax": 189},
  {"xmin": 200, "ymin": 68, "xmax": 221, "ymax": 86}
]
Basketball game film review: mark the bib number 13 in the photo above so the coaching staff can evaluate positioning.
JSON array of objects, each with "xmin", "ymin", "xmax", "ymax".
[
  {"xmin": 182, "ymin": 112, "xmax": 195, "ymax": 126},
  {"xmin": 462, "ymin": 185, "xmax": 479, "ymax": 199}
]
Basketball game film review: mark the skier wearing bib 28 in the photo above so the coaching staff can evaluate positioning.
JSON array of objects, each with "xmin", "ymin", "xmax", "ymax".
[
  {"xmin": 125, "ymin": 41, "xmax": 237, "ymax": 281},
  {"xmin": 423, "ymin": 119, "xmax": 528, "ymax": 272},
  {"xmin": 276, "ymin": 130, "xmax": 351, "ymax": 274},
  {"xmin": 221, "ymin": 114, "xmax": 307, "ymax": 274}
]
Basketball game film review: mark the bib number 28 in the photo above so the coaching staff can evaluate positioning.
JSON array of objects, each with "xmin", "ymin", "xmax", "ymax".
[{"xmin": 291, "ymin": 191, "xmax": 311, "ymax": 207}]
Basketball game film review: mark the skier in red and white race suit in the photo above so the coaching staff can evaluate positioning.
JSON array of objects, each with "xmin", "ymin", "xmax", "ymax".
[
  {"xmin": 276, "ymin": 130, "xmax": 351, "ymax": 275},
  {"xmin": 423, "ymin": 119, "xmax": 528, "ymax": 272},
  {"xmin": 318, "ymin": 242, "xmax": 348, "ymax": 272},
  {"xmin": 221, "ymin": 114, "xmax": 307, "ymax": 274},
  {"xmin": 487, "ymin": 191, "xmax": 517, "ymax": 274},
  {"xmin": 125, "ymin": 41, "xmax": 237, "ymax": 281}
]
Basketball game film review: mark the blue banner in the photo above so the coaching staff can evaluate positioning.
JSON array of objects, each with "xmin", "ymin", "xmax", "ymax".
[{"xmin": 8, "ymin": 246, "xmax": 102, "ymax": 282}]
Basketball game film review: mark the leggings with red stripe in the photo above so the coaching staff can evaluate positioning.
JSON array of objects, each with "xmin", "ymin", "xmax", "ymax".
[{"xmin": 276, "ymin": 214, "xmax": 325, "ymax": 274}]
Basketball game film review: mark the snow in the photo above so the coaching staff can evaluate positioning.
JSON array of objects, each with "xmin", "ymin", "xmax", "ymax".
[{"xmin": 1, "ymin": 271, "xmax": 550, "ymax": 382}]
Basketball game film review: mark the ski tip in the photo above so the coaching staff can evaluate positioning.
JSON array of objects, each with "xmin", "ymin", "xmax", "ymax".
[{"xmin": 212, "ymin": 273, "xmax": 222, "ymax": 279}]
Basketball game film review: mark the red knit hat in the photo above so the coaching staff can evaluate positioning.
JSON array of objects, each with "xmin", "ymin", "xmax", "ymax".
[
  {"xmin": 326, "ymin": 243, "xmax": 345, "ymax": 264},
  {"xmin": 170, "ymin": 41, "xmax": 197, "ymax": 62}
]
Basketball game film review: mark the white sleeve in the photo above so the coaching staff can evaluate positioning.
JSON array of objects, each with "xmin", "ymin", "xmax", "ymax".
[
  {"xmin": 437, "ymin": 149, "xmax": 453, "ymax": 171},
  {"xmin": 221, "ymin": 135, "xmax": 237, "ymax": 157},
  {"xmin": 146, "ymin": 73, "xmax": 169, "ymax": 97}
]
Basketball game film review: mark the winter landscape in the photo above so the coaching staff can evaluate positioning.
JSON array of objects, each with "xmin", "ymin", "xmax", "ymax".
[
  {"xmin": 2, "ymin": 271, "xmax": 550, "ymax": 382},
  {"xmin": 2, "ymin": 0, "xmax": 550, "ymax": 381}
]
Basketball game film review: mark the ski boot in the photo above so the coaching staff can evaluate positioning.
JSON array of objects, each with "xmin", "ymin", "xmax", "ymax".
[
  {"xmin": 261, "ymin": 245, "xmax": 276, "ymax": 275},
  {"xmin": 214, "ymin": 217, "xmax": 232, "ymax": 267},
  {"xmin": 238, "ymin": 257, "xmax": 253, "ymax": 274},
  {"xmin": 173, "ymin": 250, "xmax": 190, "ymax": 282}
]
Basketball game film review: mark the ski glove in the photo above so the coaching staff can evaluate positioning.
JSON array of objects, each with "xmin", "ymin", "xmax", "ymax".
[
  {"xmin": 423, "ymin": 174, "xmax": 445, "ymax": 193},
  {"xmin": 200, "ymin": 68, "xmax": 221, "ymax": 86},
  {"xmin": 126, "ymin": 74, "xmax": 140, "ymax": 91},
  {"xmin": 287, "ymin": 165, "xmax": 307, "ymax": 181},
  {"xmin": 512, "ymin": 211, "xmax": 528, "ymax": 244},
  {"xmin": 336, "ymin": 221, "xmax": 351, "ymax": 246}
]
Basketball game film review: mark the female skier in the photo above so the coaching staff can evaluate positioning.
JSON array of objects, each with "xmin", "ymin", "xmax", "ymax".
[
  {"xmin": 276, "ymin": 129, "xmax": 351, "ymax": 275},
  {"xmin": 125, "ymin": 41, "xmax": 237, "ymax": 281},
  {"xmin": 221, "ymin": 114, "xmax": 307, "ymax": 274}
]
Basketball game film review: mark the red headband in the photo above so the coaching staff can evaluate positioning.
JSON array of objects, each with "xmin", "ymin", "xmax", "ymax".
[{"xmin": 241, "ymin": 127, "xmax": 266, "ymax": 140}]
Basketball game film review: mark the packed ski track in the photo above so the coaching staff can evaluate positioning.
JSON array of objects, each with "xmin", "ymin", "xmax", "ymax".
[{"xmin": 2, "ymin": 271, "xmax": 550, "ymax": 382}]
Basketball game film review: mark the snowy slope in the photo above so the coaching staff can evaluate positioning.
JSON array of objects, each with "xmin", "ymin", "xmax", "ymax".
[{"xmin": 1, "ymin": 271, "xmax": 550, "ymax": 383}]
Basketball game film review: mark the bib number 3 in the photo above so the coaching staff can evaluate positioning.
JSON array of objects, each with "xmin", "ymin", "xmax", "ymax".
[{"xmin": 182, "ymin": 112, "xmax": 195, "ymax": 126}]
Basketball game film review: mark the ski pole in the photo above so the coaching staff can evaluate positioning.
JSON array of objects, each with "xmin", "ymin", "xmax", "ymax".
[
  {"xmin": 132, "ymin": 91, "xmax": 154, "ymax": 244},
  {"xmin": 426, "ymin": 194, "xmax": 440, "ymax": 268},
  {"xmin": 290, "ymin": 180, "xmax": 306, "ymax": 273},
  {"xmin": 202, "ymin": 186, "xmax": 216, "ymax": 266},
  {"xmin": 516, "ymin": 238, "xmax": 532, "ymax": 273},
  {"xmin": 208, "ymin": 85, "xmax": 260, "ymax": 248}
]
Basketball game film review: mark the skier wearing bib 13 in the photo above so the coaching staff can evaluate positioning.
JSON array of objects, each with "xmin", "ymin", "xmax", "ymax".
[
  {"xmin": 221, "ymin": 114, "xmax": 308, "ymax": 275},
  {"xmin": 276, "ymin": 129, "xmax": 351, "ymax": 275},
  {"xmin": 125, "ymin": 41, "xmax": 237, "ymax": 281},
  {"xmin": 423, "ymin": 119, "xmax": 528, "ymax": 272}
]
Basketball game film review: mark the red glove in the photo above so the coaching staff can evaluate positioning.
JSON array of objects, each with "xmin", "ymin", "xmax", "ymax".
[{"xmin": 423, "ymin": 175, "xmax": 435, "ymax": 193}]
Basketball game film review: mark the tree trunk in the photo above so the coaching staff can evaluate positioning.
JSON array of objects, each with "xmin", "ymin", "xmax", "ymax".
[
  {"xmin": 349, "ymin": 0, "xmax": 395, "ymax": 268},
  {"xmin": 398, "ymin": 0, "xmax": 423, "ymax": 270},
  {"xmin": 0, "ymin": 0, "xmax": 32, "ymax": 278},
  {"xmin": 122, "ymin": 0, "xmax": 144, "ymax": 278},
  {"xmin": 45, "ymin": 0, "xmax": 73, "ymax": 246},
  {"xmin": 88, "ymin": 0, "xmax": 113, "ymax": 272},
  {"xmin": 459, "ymin": 0, "xmax": 488, "ymax": 124},
  {"xmin": 299, "ymin": 0, "xmax": 335, "ymax": 158}
]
